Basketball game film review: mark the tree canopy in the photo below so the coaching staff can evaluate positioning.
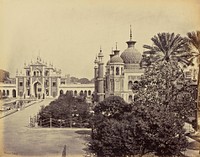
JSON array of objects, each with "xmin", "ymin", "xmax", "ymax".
[
  {"xmin": 141, "ymin": 32, "xmax": 192, "ymax": 67},
  {"xmin": 38, "ymin": 93, "xmax": 91, "ymax": 127}
]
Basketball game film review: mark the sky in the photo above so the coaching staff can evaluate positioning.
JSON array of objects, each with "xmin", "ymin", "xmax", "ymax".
[{"xmin": 0, "ymin": 0, "xmax": 200, "ymax": 79}]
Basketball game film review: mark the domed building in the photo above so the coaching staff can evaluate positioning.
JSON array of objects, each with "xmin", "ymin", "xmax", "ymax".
[{"xmin": 94, "ymin": 27, "xmax": 144, "ymax": 103}]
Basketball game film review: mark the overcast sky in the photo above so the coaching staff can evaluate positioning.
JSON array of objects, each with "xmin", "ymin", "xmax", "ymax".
[{"xmin": 0, "ymin": 0, "xmax": 200, "ymax": 79}]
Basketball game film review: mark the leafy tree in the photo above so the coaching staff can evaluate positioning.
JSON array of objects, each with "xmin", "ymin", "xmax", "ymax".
[
  {"xmin": 187, "ymin": 30, "xmax": 200, "ymax": 130},
  {"xmin": 132, "ymin": 56, "xmax": 192, "ymax": 156},
  {"xmin": 94, "ymin": 96, "xmax": 131, "ymax": 120},
  {"xmin": 130, "ymin": 101, "xmax": 188, "ymax": 157},
  {"xmin": 90, "ymin": 118, "xmax": 141, "ymax": 157},
  {"xmin": 70, "ymin": 76, "xmax": 79, "ymax": 83},
  {"xmin": 134, "ymin": 61, "xmax": 196, "ymax": 121},
  {"xmin": 38, "ymin": 93, "xmax": 91, "ymax": 127},
  {"xmin": 90, "ymin": 94, "xmax": 188, "ymax": 157},
  {"xmin": 78, "ymin": 78, "xmax": 91, "ymax": 84},
  {"xmin": 140, "ymin": 32, "xmax": 196, "ymax": 121}
]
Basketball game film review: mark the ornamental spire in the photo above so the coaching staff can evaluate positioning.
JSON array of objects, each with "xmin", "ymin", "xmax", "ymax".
[
  {"xmin": 126, "ymin": 25, "xmax": 136, "ymax": 48},
  {"xmin": 130, "ymin": 25, "xmax": 132, "ymax": 41}
]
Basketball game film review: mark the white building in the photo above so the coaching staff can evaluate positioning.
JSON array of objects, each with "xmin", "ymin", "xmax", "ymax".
[{"xmin": 0, "ymin": 56, "xmax": 94, "ymax": 99}]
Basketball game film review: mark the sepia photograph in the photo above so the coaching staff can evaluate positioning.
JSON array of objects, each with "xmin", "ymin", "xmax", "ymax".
[{"xmin": 0, "ymin": 0, "xmax": 200, "ymax": 156}]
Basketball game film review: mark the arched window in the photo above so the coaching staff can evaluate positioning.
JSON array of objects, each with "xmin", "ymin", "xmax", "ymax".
[
  {"xmin": 69, "ymin": 90, "xmax": 73, "ymax": 95},
  {"xmin": 34, "ymin": 71, "xmax": 36, "ymax": 76},
  {"xmin": 111, "ymin": 66, "xmax": 114, "ymax": 75},
  {"xmin": 74, "ymin": 90, "xmax": 77, "ymax": 96},
  {"xmin": 7, "ymin": 90, "xmax": 9, "ymax": 96},
  {"xmin": 116, "ymin": 67, "xmax": 119, "ymax": 75},
  {"xmin": 121, "ymin": 67, "xmax": 124, "ymax": 75},
  {"xmin": 12, "ymin": 89, "xmax": 16, "ymax": 97},
  {"xmin": 80, "ymin": 90, "xmax": 83, "ymax": 96},
  {"xmin": 60, "ymin": 90, "xmax": 63, "ymax": 95},
  {"xmin": 3, "ymin": 90, "xmax": 5, "ymax": 96},
  {"xmin": 88, "ymin": 90, "xmax": 91, "ymax": 96},
  {"xmin": 84, "ymin": 90, "xmax": 87, "ymax": 96},
  {"xmin": 128, "ymin": 95, "xmax": 132, "ymax": 102},
  {"xmin": 132, "ymin": 80, "xmax": 139, "ymax": 90},
  {"xmin": 128, "ymin": 81, "xmax": 133, "ymax": 90}
]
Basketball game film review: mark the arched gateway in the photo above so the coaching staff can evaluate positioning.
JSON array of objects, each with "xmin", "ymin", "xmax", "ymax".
[{"xmin": 34, "ymin": 81, "xmax": 42, "ymax": 99}]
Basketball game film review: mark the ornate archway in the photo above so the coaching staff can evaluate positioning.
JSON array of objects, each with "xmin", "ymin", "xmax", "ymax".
[{"xmin": 33, "ymin": 81, "xmax": 42, "ymax": 99}]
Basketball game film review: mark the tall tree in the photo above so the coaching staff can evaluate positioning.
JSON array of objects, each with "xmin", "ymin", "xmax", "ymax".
[
  {"xmin": 141, "ymin": 32, "xmax": 191, "ymax": 67},
  {"xmin": 187, "ymin": 31, "xmax": 200, "ymax": 130}
]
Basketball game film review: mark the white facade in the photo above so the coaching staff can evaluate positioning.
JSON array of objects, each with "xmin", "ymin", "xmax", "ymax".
[{"xmin": 0, "ymin": 56, "xmax": 94, "ymax": 99}]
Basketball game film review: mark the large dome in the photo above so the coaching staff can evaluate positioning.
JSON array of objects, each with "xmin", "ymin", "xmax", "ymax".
[
  {"xmin": 110, "ymin": 55, "xmax": 124, "ymax": 63},
  {"xmin": 120, "ymin": 47, "xmax": 142, "ymax": 64}
]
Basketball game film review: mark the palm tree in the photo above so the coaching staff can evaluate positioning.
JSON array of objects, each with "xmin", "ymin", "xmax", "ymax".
[
  {"xmin": 141, "ymin": 32, "xmax": 192, "ymax": 67},
  {"xmin": 187, "ymin": 31, "xmax": 200, "ymax": 131}
]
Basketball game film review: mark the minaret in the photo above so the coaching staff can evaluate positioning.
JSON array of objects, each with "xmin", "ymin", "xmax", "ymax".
[
  {"xmin": 97, "ymin": 47, "xmax": 105, "ymax": 102},
  {"xmin": 94, "ymin": 55, "xmax": 99, "ymax": 102},
  {"xmin": 126, "ymin": 25, "xmax": 136, "ymax": 48}
]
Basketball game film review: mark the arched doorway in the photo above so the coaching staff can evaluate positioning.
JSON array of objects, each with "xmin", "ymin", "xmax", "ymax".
[
  {"xmin": 60, "ymin": 90, "xmax": 64, "ymax": 96},
  {"xmin": 34, "ymin": 82, "xmax": 42, "ymax": 99},
  {"xmin": 128, "ymin": 95, "xmax": 132, "ymax": 102},
  {"xmin": 12, "ymin": 89, "xmax": 16, "ymax": 98}
]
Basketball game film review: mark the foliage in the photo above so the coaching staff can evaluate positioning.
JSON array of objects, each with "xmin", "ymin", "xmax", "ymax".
[
  {"xmin": 187, "ymin": 30, "xmax": 200, "ymax": 130},
  {"xmin": 140, "ymin": 32, "xmax": 196, "ymax": 121},
  {"xmin": 132, "ymin": 95, "xmax": 188, "ymax": 156},
  {"xmin": 70, "ymin": 76, "xmax": 93, "ymax": 84},
  {"xmin": 134, "ymin": 61, "xmax": 196, "ymax": 121},
  {"xmin": 140, "ymin": 32, "xmax": 192, "ymax": 67},
  {"xmin": 187, "ymin": 31, "xmax": 200, "ymax": 59},
  {"xmin": 38, "ymin": 92, "xmax": 91, "ymax": 127},
  {"xmin": 90, "ymin": 95, "xmax": 188, "ymax": 157},
  {"xmin": 94, "ymin": 96, "xmax": 131, "ymax": 120},
  {"xmin": 78, "ymin": 78, "xmax": 91, "ymax": 84}
]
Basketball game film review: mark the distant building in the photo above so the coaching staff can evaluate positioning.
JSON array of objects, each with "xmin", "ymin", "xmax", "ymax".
[{"xmin": 0, "ymin": 56, "xmax": 94, "ymax": 99}]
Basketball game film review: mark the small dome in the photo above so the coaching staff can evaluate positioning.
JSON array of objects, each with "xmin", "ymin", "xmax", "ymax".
[
  {"xmin": 110, "ymin": 55, "xmax": 124, "ymax": 63},
  {"xmin": 120, "ymin": 47, "xmax": 142, "ymax": 64}
]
